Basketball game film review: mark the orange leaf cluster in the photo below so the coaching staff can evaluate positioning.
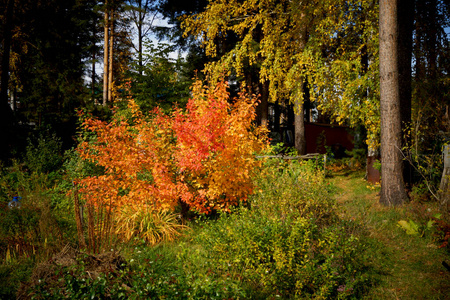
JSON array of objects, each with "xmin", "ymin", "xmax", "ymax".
[{"xmin": 76, "ymin": 81, "xmax": 268, "ymax": 214}]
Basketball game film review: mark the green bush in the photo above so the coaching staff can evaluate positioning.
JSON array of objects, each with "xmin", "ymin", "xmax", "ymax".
[
  {"xmin": 24, "ymin": 131, "xmax": 63, "ymax": 174},
  {"xmin": 249, "ymin": 159, "xmax": 333, "ymax": 224},
  {"xmin": 177, "ymin": 160, "xmax": 373, "ymax": 299},
  {"xmin": 0, "ymin": 258, "xmax": 35, "ymax": 299},
  {"xmin": 193, "ymin": 208, "xmax": 369, "ymax": 298},
  {"xmin": 0, "ymin": 161, "xmax": 30, "ymax": 200},
  {"xmin": 0, "ymin": 159, "xmax": 74, "ymax": 298},
  {"xmin": 128, "ymin": 244, "xmax": 248, "ymax": 299},
  {"xmin": 0, "ymin": 202, "xmax": 62, "ymax": 298}
]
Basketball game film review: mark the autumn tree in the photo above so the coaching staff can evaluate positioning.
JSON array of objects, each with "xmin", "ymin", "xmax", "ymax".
[
  {"xmin": 77, "ymin": 80, "xmax": 268, "ymax": 216},
  {"xmin": 182, "ymin": 0, "xmax": 381, "ymax": 154},
  {"xmin": 305, "ymin": 1, "xmax": 380, "ymax": 151},
  {"xmin": 182, "ymin": 0, "xmax": 312, "ymax": 152}
]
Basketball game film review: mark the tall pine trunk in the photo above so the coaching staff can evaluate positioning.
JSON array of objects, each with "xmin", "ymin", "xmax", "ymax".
[
  {"xmin": 0, "ymin": 0, "xmax": 13, "ymax": 108},
  {"xmin": 103, "ymin": 1, "xmax": 109, "ymax": 106},
  {"xmin": 91, "ymin": 12, "xmax": 97, "ymax": 103},
  {"xmin": 137, "ymin": 0, "xmax": 143, "ymax": 76},
  {"xmin": 379, "ymin": 0, "xmax": 409, "ymax": 206},
  {"xmin": 108, "ymin": 13, "xmax": 114, "ymax": 102},
  {"xmin": 91, "ymin": 53, "xmax": 96, "ymax": 102}
]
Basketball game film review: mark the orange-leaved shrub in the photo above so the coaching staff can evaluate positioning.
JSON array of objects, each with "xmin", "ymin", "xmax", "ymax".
[{"xmin": 76, "ymin": 80, "xmax": 268, "ymax": 216}]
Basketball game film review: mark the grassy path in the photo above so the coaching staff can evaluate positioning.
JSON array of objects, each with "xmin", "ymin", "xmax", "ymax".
[{"xmin": 328, "ymin": 170, "xmax": 449, "ymax": 299}]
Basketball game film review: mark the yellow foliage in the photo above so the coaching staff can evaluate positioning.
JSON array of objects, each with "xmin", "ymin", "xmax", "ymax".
[{"xmin": 182, "ymin": 0, "xmax": 381, "ymax": 150}]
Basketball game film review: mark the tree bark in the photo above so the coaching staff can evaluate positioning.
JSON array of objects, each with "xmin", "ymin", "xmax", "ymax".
[
  {"xmin": 294, "ymin": 97, "xmax": 306, "ymax": 155},
  {"xmin": 274, "ymin": 100, "xmax": 281, "ymax": 133},
  {"xmin": 137, "ymin": 0, "xmax": 143, "ymax": 76},
  {"xmin": 91, "ymin": 12, "xmax": 97, "ymax": 103},
  {"xmin": 294, "ymin": 21, "xmax": 308, "ymax": 155},
  {"xmin": 258, "ymin": 80, "xmax": 269, "ymax": 127},
  {"xmin": 439, "ymin": 145, "xmax": 450, "ymax": 220},
  {"xmin": 91, "ymin": 52, "xmax": 96, "ymax": 102},
  {"xmin": 103, "ymin": 1, "xmax": 109, "ymax": 106},
  {"xmin": 103, "ymin": 0, "xmax": 109, "ymax": 106},
  {"xmin": 379, "ymin": 0, "xmax": 409, "ymax": 206},
  {"xmin": 108, "ymin": 12, "xmax": 114, "ymax": 102}
]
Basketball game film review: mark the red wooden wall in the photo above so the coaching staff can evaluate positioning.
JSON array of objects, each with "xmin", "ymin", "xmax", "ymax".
[{"xmin": 304, "ymin": 123, "xmax": 354, "ymax": 155}]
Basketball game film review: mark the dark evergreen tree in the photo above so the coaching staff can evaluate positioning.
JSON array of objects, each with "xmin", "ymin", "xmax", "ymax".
[
  {"xmin": 0, "ymin": 0, "xmax": 101, "ymax": 157},
  {"xmin": 0, "ymin": 0, "xmax": 15, "ymax": 160}
]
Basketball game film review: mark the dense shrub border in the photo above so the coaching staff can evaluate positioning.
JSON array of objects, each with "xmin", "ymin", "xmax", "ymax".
[{"xmin": 21, "ymin": 160, "xmax": 375, "ymax": 299}]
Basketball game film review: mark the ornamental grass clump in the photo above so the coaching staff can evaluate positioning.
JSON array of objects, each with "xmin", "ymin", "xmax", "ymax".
[{"xmin": 114, "ymin": 206, "xmax": 187, "ymax": 245}]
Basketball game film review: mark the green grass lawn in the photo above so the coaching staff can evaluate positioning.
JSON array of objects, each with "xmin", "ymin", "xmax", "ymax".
[{"xmin": 328, "ymin": 170, "xmax": 449, "ymax": 299}]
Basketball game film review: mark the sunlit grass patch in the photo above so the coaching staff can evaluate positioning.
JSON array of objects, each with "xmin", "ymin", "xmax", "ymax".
[{"xmin": 328, "ymin": 168, "xmax": 450, "ymax": 299}]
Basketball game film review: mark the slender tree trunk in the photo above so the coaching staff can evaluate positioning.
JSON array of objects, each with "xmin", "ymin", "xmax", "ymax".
[
  {"xmin": 274, "ymin": 100, "xmax": 281, "ymax": 133},
  {"xmin": 294, "ymin": 21, "xmax": 308, "ymax": 155},
  {"xmin": 12, "ymin": 88, "xmax": 16, "ymax": 112},
  {"xmin": 294, "ymin": 98, "xmax": 306, "ymax": 154},
  {"xmin": 103, "ymin": 1, "xmax": 110, "ymax": 106},
  {"xmin": 91, "ymin": 13, "xmax": 97, "ymax": 103},
  {"xmin": 414, "ymin": 0, "xmax": 425, "ymax": 80},
  {"xmin": 258, "ymin": 81, "xmax": 269, "ymax": 127},
  {"xmin": 426, "ymin": 0, "xmax": 438, "ymax": 80},
  {"xmin": 108, "ymin": 12, "xmax": 114, "ymax": 102},
  {"xmin": 379, "ymin": 0, "xmax": 409, "ymax": 206},
  {"xmin": 91, "ymin": 52, "xmax": 96, "ymax": 103},
  {"xmin": 138, "ymin": 0, "xmax": 143, "ymax": 76}
]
